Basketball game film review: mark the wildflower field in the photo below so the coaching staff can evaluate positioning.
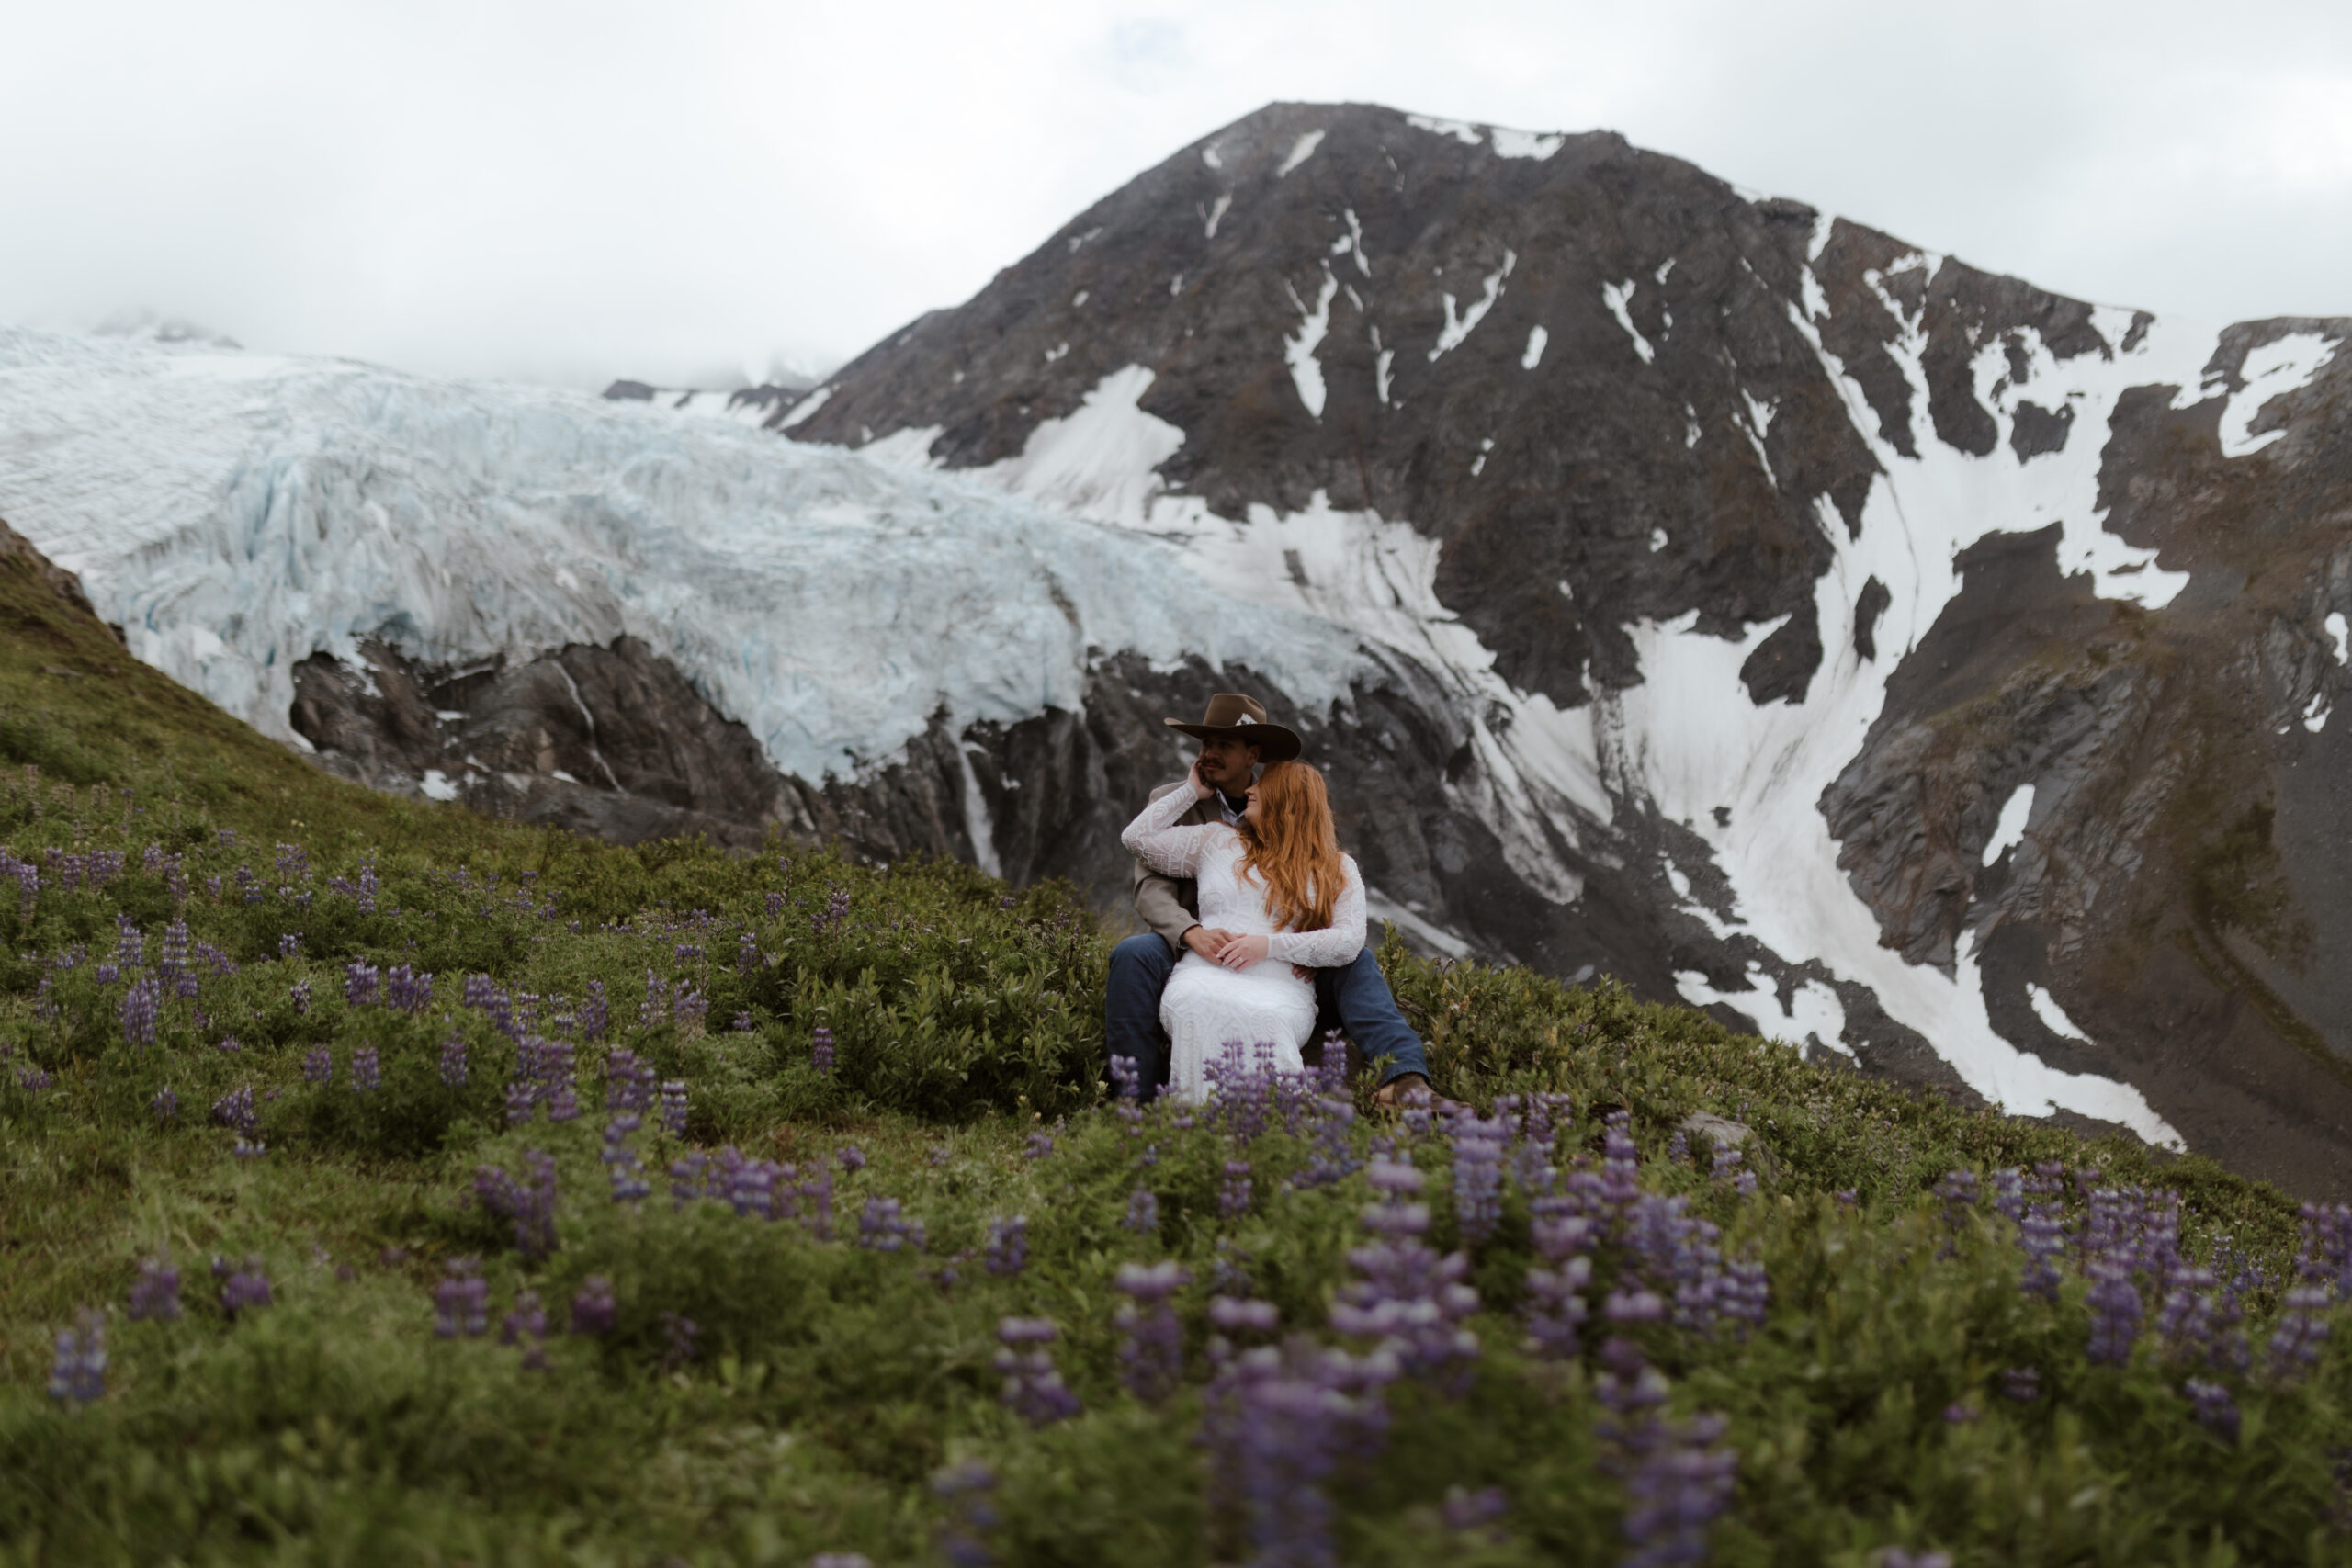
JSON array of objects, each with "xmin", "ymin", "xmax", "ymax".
[{"xmin": 2, "ymin": 547, "xmax": 2350, "ymax": 1567}]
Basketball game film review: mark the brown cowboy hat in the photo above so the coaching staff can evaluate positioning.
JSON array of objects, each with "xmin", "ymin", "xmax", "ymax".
[{"xmin": 1164, "ymin": 693, "xmax": 1302, "ymax": 762}]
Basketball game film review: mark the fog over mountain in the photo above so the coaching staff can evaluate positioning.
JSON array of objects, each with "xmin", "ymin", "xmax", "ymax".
[{"xmin": 4, "ymin": 103, "xmax": 2349, "ymax": 1198}]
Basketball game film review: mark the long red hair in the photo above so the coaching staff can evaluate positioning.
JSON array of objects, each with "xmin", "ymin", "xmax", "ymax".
[{"xmin": 1238, "ymin": 761, "xmax": 1346, "ymax": 932}]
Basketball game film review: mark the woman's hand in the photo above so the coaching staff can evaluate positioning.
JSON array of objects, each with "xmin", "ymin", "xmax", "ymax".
[
  {"xmin": 1215, "ymin": 932, "xmax": 1270, "ymax": 970},
  {"xmin": 1186, "ymin": 755, "xmax": 1216, "ymax": 801}
]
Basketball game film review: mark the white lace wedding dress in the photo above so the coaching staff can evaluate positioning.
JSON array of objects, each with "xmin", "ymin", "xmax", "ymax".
[{"xmin": 1121, "ymin": 786, "xmax": 1368, "ymax": 1102}]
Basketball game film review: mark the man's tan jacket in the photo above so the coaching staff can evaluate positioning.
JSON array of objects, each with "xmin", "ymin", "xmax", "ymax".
[{"xmin": 1131, "ymin": 781, "xmax": 1227, "ymax": 956}]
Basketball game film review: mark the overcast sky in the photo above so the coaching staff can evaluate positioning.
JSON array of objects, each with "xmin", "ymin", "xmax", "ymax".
[{"xmin": 6, "ymin": 0, "xmax": 2347, "ymax": 389}]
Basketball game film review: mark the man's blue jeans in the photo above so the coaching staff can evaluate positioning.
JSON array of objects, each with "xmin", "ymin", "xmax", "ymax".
[{"xmin": 1104, "ymin": 933, "xmax": 1431, "ymax": 1101}]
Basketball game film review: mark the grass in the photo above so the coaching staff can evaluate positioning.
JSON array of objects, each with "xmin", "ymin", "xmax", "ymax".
[{"xmin": 1, "ymin": 536, "xmax": 2348, "ymax": 1566}]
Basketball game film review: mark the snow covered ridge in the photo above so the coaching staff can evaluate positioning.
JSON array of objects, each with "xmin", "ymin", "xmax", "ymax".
[{"xmin": 0, "ymin": 326, "xmax": 1368, "ymax": 787}]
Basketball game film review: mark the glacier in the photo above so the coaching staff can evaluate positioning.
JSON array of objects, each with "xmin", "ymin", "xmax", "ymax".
[{"xmin": 0, "ymin": 326, "xmax": 1370, "ymax": 784}]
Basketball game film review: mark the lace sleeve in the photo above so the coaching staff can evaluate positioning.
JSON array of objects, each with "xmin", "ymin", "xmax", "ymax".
[
  {"xmin": 1267, "ymin": 855, "xmax": 1367, "ymax": 968},
  {"xmin": 1120, "ymin": 784, "xmax": 1228, "ymax": 878}
]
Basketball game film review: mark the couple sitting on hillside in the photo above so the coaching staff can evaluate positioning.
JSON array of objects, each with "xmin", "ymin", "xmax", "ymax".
[{"xmin": 1108, "ymin": 693, "xmax": 1439, "ymax": 1106}]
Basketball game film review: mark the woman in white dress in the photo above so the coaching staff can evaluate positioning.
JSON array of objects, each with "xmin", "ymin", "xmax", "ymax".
[{"xmin": 1120, "ymin": 757, "xmax": 1368, "ymax": 1102}]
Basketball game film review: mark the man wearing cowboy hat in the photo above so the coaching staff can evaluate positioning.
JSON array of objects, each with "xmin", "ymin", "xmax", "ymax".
[{"xmin": 1104, "ymin": 692, "xmax": 1441, "ymax": 1105}]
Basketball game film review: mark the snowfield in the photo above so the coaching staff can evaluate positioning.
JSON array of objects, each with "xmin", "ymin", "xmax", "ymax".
[{"xmin": 5, "ymin": 296, "xmax": 2329, "ymax": 1149}]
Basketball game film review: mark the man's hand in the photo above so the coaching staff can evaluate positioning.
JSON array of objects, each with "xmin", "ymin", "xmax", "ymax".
[
  {"xmin": 1183, "ymin": 926, "xmax": 1239, "ymax": 960},
  {"xmin": 1215, "ymin": 933, "xmax": 1271, "ymax": 970}
]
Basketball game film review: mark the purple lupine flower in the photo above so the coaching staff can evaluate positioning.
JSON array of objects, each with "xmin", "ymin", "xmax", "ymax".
[
  {"xmin": 220, "ymin": 1258, "xmax": 273, "ymax": 1318},
  {"xmin": 128, "ymin": 1257, "xmax": 182, "ymax": 1322},
  {"xmin": 1932, "ymin": 1168, "xmax": 1980, "ymax": 1224},
  {"xmin": 119, "ymin": 975, "xmax": 162, "ymax": 1048},
  {"xmin": 984, "ymin": 1215, "xmax": 1027, "ymax": 1276},
  {"xmin": 383, "ymin": 964, "xmax": 432, "ymax": 1013},
  {"xmin": 808, "ymin": 1555, "xmax": 872, "ymax": 1568},
  {"xmin": 276, "ymin": 842, "xmax": 309, "ymax": 883},
  {"xmin": 660, "ymin": 1310, "xmax": 698, "ymax": 1369},
  {"xmin": 350, "ymin": 1046, "xmax": 381, "ymax": 1094},
  {"xmin": 571, "ymin": 1275, "xmax": 618, "ymax": 1336},
  {"xmin": 1220, "ymin": 1159, "xmax": 1253, "ymax": 1218},
  {"xmin": 994, "ymin": 1316, "xmax": 1081, "ymax": 1426},
  {"xmin": 2184, "ymin": 1378, "xmax": 2240, "ymax": 1442},
  {"xmin": 1449, "ymin": 1112, "xmax": 1510, "ymax": 1246},
  {"xmin": 1200, "ymin": 1331, "xmax": 1396, "ymax": 1568},
  {"xmin": 232, "ymin": 1135, "xmax": 267, "ymax": 1160},
  {"xmin": 435, "ymin": 1260, "xmax": 490, "ymax": 1338},
  {"xmin": 1617, "ymin": 1411, "xmax": 1738, "ymax": 1568},
  {"xmin": 814, "ymin": 886, "xmax": 851, "ymax": 933},
  {"xmin": 1114, "ymin": 1260, "xmax": 1188, "ymax": 1403},
  {"xmin": 637, "ymin": 971, "xmax": 671, "ymax": 1032},
  {"xmin": 289, "ymin": 979, "xmax": 311, "ymax": 1016},
  {"xmin": 659, "ymin": 1080, "xmax": 689, "ymax": 1137},
  {"xmin": 114, "ymin": 914, "xmax": 144, "ymax": 970},
  {"xmin": 1024, "ymin": 1131, "xmax": 1055, "ymax": 1161},
  {"xmin": 475, "ymin": 1150, "xmax": 560, "ymax": 1260},
  {"xmin": 16, "ymin": 1063, "xmax": 52, "ymax": 1093},
  {"xmin": 810, "ymin": 1024, "xmax": 835, "ymax": 1074},
  {"xmin": 837, "ymin": 1145, "xmax": 867, "ymax": 1173},
  {"xmin": 1721, "ymin": 1258, "xmax": 1770, "ymax": 1332},
  {"xmin": 932, "ymin": 1461, "xmax": 999, "ymax": 1568},
  {"xmin": 1524, "ymin": 1214, "xmax": 1596, "ymax": 1358},
  {"xmin": 2018, "ymin": 1203, "xmax": 2066, "ymax": 1301},
  {"xmin": 159, "ymin": 917, "xmax": 189, "ymax": 978},
  {"xmin": 302, "ymin": 1046, "xmax": 333, "ymax": 1086},
  {"xmin": 1877, "ymin": 1551, "xmax": 1954, "ymax": 1568},
  {"xmin": 603, "ymin": 1112, "xmax": 650, "ymax": 1201},
  {"xmin": 279, "ymin": 931, "xmax": 303, "ymax": 961},
  {"xmin": 1619, "ymin": 1192, "xmax": 1734, "ymax": 1333},
  {"xmin": 860, "ymin": 1197, "xmax": 923, "ymax": 1252},
  {"xmin": 1593, "ymin": 1333, "xmax": 1736, "ymax": 1568},
  {"xmin": 151, "ymin": 1087, "xmax": 179, "ymax": 1123},
  {"xmin": 501, "ymin": 1290, "xmax": 550, "ymax": 1370},
  {"xmin": 212, "ymin": 1085, "xmax": 258, "ymax": 1135},
  {"xmin": 2086, "ymin": 1258, "xmax": 2144, "ymax": 1367},
  {"xmin": 344, "ymin": 961, "xmax": 379, "ymax": 1009},
  {"xmin": 2267, "ymin": 1285, "xmax": 2332, "ymax": 1382},
  {"xmin": 438, "ymin": 1031, "xmax": 468, "ymax": 1087},
  {"xmin": 579, "ymin": 980, "xmax": 608, "ymax": 1043},
  {"xmin": 673, "ymin": 987, "xmax": 707, "ymax": 1038},
  {"xmin": 47, "ymin": 1308, "xmax": 107, "ymax": 1406},
  {"xmin": 1332, "ymin": 1162, "xmax": 1480, "ymax": 1385},
  {"xmin": 2001, "ymin": 1365, "xmax": 2041, "ymax": 1402},
  {"xmin": 736, "ymin": 931, "xmax": 761, "ymax": 975},
  {"xmin": 1124, "ymin": 1187, "xmax": 1160, "ymax": 1234}
]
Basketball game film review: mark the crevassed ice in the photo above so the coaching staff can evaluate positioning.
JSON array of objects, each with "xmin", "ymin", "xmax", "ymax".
[{"xmin": 0, "ymin": 329, "xmax": 1365, "ymax": 788}]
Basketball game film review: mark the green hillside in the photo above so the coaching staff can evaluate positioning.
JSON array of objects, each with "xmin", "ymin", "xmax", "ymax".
[{"xmin": 0, "ymin": 526, "xmax": 2345, "ymax": 1567}]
